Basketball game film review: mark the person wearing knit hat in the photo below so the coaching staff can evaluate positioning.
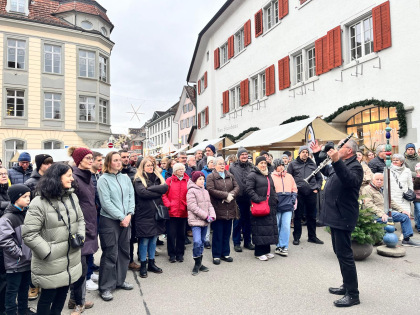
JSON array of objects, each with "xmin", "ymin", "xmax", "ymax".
[
  {"xmin": 24, "ymin": 154, "xmax": 53, "ymax": 197},
  {"xmin": 191, "ymin": 171, "xmax": 205, "ymax": 183},
  {"xmin": 281, "ymin": 154, "xmax": 290, "ymax": 170},
  {"xmin": 8, "ymin": 153, "xmax": 33, "ymax": 185},
  {"xmin": 259, "ymin": 151, "xmax": 274, "ymax": 173},
  {"xmin": 197, "ymin": 144, "xmax": 216, "ymax": 171},
  {"xmin": 206, "ymin": 145, "xmax": 216, "ymax": 155},
  {"xmin": 255, "ymin": 155, "xmax": 266, "ymax": 166},
  {"xmin": 7, "ymin": 184, "xmax": 31, "ymax": 205},
  {"xmin": 68, "ymin": 146, "xmax": 93, "ymax": 167},
  {"xmin": 404, "ymin": 143, "xmax": 420, "ymax": 179},
  {"xmin": 35, "ymin": 154, "xmax": 52, "ymax": 170},
  {"xmin": 237, "ymin": 147, "xmax": 248, "ymax": 158},
  {"xmin": 298, "ymin": 145, "xmax": 311, "ymax": 155}
]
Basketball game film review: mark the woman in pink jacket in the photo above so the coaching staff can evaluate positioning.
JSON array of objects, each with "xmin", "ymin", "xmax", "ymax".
[{"xmin": 187, "ymin": 171, "xmax": 216, "ymax": 276}]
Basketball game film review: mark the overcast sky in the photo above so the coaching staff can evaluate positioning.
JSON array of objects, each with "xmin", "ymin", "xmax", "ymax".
[{"xmin": 98, "ymin": 0, "xmax": 227, "ymax": 134}]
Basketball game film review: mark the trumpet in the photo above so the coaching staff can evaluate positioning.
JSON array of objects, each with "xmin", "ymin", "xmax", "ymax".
[{"xmin": 303, "ymin": 133, "xmax": 354, "ymax": 184}]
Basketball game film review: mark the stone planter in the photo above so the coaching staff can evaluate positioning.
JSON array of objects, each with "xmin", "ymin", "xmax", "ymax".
[{"xmin": 351, "ymin": 241, "xmax": 373, "ymax": 261}]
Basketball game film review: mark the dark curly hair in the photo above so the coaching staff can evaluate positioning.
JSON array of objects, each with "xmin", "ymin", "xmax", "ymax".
[{"xmin": 37, "ymin": 163, "xmax": 76, "ymax": 199}]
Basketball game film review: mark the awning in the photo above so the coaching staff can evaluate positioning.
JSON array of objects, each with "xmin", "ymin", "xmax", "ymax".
[
  {"xmin": 10, "ymin": 148, "xmax": 117, "ymax": 163},
  {"xmin": 159, "ymin": 140, "xmax": 178, "ymax": 155},
  {"xmin": 186, "ymin": 138, "xmax": 226, "ymax": 154},
  {"xmin": 224, "ymin": 117, "xmax": 349, "ymax": 150}
]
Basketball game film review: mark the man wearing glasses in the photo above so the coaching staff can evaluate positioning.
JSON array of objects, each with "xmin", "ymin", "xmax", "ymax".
[
  {"xmin": 8, "ymin": 152, "xmax": 32, "ymax": 185},
  {"xmin": 178, "ymin": 152, "xmax": 193, "ymax": 177}
]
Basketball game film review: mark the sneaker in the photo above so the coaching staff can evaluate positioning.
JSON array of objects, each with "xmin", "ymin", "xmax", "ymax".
[
  {"xmin": 23, "ymin": 307, "xmax": 37, "ymax": 314},
  {"xmin": 71, "ymin": 304, "xmax": 85, "ymax": 315},
  {"xmin": 234, "ymin": 245, "xmax": 242, "ymax": 252},
  {"xmin": 256, "ymin": 255, "xmax": 268, "ymax": 261},
  {"xmin": 275, "ymin": 247, "xmax": 282, "ymax": 255},
  {"xmin": 204, "ymin": 241, "xmax": 211, "ymax": 249},
  {"xmin": 213, "ymin": 258, "xmax": 221, "ymax": 265},
  {"xmin": 266, "ymin": 253, "xmax": 275, "ymax": 259},
  {"xmin": 279, "ymin": 248, "xmax": 288, "ymax": 257},
  {"xmin": 244, "ymin": 243, "xmax": 255, "ymax": 250},
  {"xmin": 28, "ymin": 287, "xmax": 39, "ymax": 300},
  {"xmin": 128, "ymin": 262, "xmax": 141, "ymax": 271},
  {"xmin": 402, "ymin": 239, "xmax": 420, "ymax": 247},
  {"xmin": 69, "ymin": 299, "xmax": 94, "ymax": 310},
  {"xmin": 118, "ymin": 282, "xmax": 134, "ymax": 290},
  {"xmin": 90, "ymin": 273, "xmax": 99, "ymax": 282},
  {"xmin": 308, "ymin": 237, "xmax": 324, "ymax": 245},
  {"xmin": 169, "ymin": 256, "xmax": 176, "ymax": 263},
  {"xmin": 86, "ymin": 279, "xmax": 98, "ymax": 291},
  {"xmin": 100, "ymin": 290, "xmax": 113, "ymax": 301},
  {"xmin": 220, "ymin": 256, "xmax": 233, "ymax": 262}
]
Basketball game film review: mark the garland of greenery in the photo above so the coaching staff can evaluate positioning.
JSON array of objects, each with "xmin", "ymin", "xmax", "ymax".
[
  {"xmin": 280, "ymin": 115, "xmax": 310, "ymax": 125},
  {"xmin": 220, "ymin": 127, "xmax": 260, "ymax": 143},
  {"xmin": 324, "ymin": 99, "xmax": 407, "ymax": 138}
]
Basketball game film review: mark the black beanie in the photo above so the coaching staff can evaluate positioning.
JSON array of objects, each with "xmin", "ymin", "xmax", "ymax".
[
  {"xmin": 8, "ymin": 184, "xmax": 31, "ymax": 205},
  {"xmin": 35, "ymin": 154, "xmax": 52, "ymax": 169},
  {"xmin": 256, "ymin": 156, "xmax": 266, "ymax": 165},
  {"xmin": 260, "ymin": 150, "xmax": 268, "ymax": 156}
]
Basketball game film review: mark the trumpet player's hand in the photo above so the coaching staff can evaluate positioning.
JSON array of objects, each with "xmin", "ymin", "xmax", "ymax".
[
  {"xmin": 327, "ymin": 148, "xmax": 339, "ymax": 163},
  {"xmin": 310, "ymin": 140, "xmax": 322, "ymax": 153},
  {"xmin": 381, "ymin": 214, "xmax": 389, "ymax": 222}
]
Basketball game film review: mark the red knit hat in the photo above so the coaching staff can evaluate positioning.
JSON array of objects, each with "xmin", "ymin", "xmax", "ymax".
[{"xmin": 70, "ymin": 147, "xmax": 92, "ymax": 166}]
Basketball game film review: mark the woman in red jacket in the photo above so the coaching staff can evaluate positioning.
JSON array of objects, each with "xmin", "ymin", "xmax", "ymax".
[{"xmin": 162, "ymin": 163, "xmax": 189, "ymax": 263}]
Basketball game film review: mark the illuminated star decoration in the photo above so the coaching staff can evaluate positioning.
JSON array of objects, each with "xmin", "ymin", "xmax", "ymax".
[{"xmin": 127, "ymin": 104, "xmax": 144, "ymax": 122}]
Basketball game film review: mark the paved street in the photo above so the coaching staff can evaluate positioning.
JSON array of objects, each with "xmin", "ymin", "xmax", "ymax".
[{"xmin": 29, "ymin": 228, "xmax": 420, "ymax": 315}]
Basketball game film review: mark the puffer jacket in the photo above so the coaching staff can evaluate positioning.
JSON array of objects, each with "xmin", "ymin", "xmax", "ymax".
[
  {"xmin": 0, "ymin": 183, "xmax": 10, "ymax": 217},
  {"xmin": 362, "ymin": 183, "xmax": 404, "ymax": 217},
  {"xmin": 206, "ymin": 170, "xmax": 239, "ymax": 221},
  {"xmin": 0, "ymin": 204, "xmax": 32, "ymax": 272},
  {"xmin": 390, "ymin": 164, "xmax": 413, "ymax": 213},
  {"xmin": 229, "ymin": 160, "xmax": 253, "ymax": 201},
  {"xmin": 271, "ymin": 170, "xmax": 297, "ymax": 212},
  {"xmin": 368, "ymin": 156, "xmax": 385, "ymax": 174},
  {"xmin": 24, "ymin": 169, "xmax": 41, "ymax": 196},
  {"xmin": 22, "ymin": 189, "xmax": 85, "ymax": 289},
  {"xmin": 287, "ymin": 157, "xmax": 322, "ymax": 196},
  {"xmin": 404, "ymin": 153, "xmax": 420, "ymax": 178},
  {"xmin": 8, "ymin": 164, "xmax": 33, "ymax": 185},
  {"xmin": 245, "ymin": 167, "xmax": 278, "ymax": 246},
  {"xmin": 187, "ymin": 180, "xmax": 216, "ymax": 227},
  {"xmin": 162, "ymin": 174, "xmax": 189, "ymax": 218}
]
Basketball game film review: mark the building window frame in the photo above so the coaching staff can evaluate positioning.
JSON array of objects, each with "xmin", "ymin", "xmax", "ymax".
[
  {"xmin": 234, "ymin": 27, "xmax": 245, "ymax": 55},
  {"xmin": 220, "ymin": 42, "xmax": 228, "ymax": 66},
  {"xmin": 99, "ymin": 55, "xmax": 108, "ymax": 82},
  {"xmin": 78, "ymin": 49, "xmax": 96, "ymax": 79},
  {"xmin": 264, "ymin": 0, "xmax": 279, "ymax": 32},
  {"xmin": 307, "ymin": 46, "xmax": 316, "ymax": 79},
  {"xmin": 44, "ymin": 43, "xmax": 62, "ymax": 75},
  {"xmin": 349, "ymin": 15, "xmax": 374, "ymax": 62},
  {"xmin": 290, "ymin": 44, "xmax": 317, "ymax": 86},
  {"xmin": 99, "ymin": 99, "xmax": 108, "ymax": 124},
  {"xmin": 229, "ymin": 85, "xmax": 241, "ymax": 112},
  {"xmin": 43, "ymin": 140, "xmax": 63, "ymax": 150},
  {"xmin": 44, "ymin": 92, "xmax": 62, "ymax": 120},
  {"xmin": 79, "ymin": 95, "xmax": 96, "ymax": 122},
  {"xmin": 5, "ymin": 88, "xmax": 25, "ymax": 118},
  {"xmin": 6, "ymin": 38, "xmax": 26, "ymax": 70},
  {"xmin": 3, "ymin": 138, "xmax": 26, "ymax": 168},
  {"xmin": 7, "ymin": 0, "xmax": 27, "ymax": 14},
  {"xmin": 294, "ymin": 53, "xmax": 303, "ymax": 85}
]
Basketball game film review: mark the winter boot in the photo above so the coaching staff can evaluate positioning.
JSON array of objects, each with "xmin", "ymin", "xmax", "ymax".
[
  {"xmin": 147, "ymin": 259, "xmax": 163, "ymax": 274},
  {"xmin": 192, "ymin": 257, "xmax": 200, "ymax": 276},
  {"xmin": 140, "ymin": 261, "xmax": 148, "ymax": 278},
  {"xmin": 199, "ymin": 255, "xmax": 209, "ymax": 272}
]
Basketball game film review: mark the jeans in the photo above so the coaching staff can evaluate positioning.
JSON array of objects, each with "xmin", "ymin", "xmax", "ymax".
[
  {"xmin": 192, "ymin": 226, "xmax": 208, "ymax": 257},
  {"xmin": 167, "ymin": 217, "xmax": 187, "ymax": 258},
  {"xmin": 37, "ymin": 286, "xmax": 69, "ymax": 315},
  {"xmin": 139, "ymin": 236, "xmax": 157, "ymax": 262},
  {"xmin": 376, "ymin": 211, "xmax": 413, "ymax": 238},
  {"xmin": 70, "ymin": 255, "xmax": 87, "ymax": 305},
  {"xmin": 414, "ymin": 202, "xmax": 420, "ymax": 232},
  {"xmin": 212, "ymin": 219, "xmax": 232, "ymax": 258},
  {"xmin": 293, "ymin": 193, "xmax": 318, "ymax": 240},
  {"xmin": 276, "ymin": 211, "xmax": 293, "ymax": 248},
  {"xmin": 232, "ymin": 199, "xmax": 252, "ymax": 246},
  {"xmin": 5, "ymin": 270, "xmax": 31, "ymax": 315}
]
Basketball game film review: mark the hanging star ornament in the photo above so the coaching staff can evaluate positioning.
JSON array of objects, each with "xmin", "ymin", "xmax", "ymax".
[{"xmin": 127, "ymin": 104, "xmax": 144, "ymax": 122}]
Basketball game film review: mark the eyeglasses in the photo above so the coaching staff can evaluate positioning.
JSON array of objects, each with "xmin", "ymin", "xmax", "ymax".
[
  {"xmin": 83, "ymin": 156, "xmax": 93, "ymax": 161},
  {"xmin": 0, "ymin": 173, "xmax": 7, "ymax": 177}
]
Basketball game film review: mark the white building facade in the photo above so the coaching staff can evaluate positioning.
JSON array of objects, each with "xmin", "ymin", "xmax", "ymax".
[{"xmin": 187, "ymin": 0, "xmax": 419, "ymax": 152}]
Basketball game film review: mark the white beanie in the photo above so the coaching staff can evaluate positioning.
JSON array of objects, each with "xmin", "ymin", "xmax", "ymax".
[{"xmin": 207, "ymin": 156, "xmax": 215, "ymax": 166}]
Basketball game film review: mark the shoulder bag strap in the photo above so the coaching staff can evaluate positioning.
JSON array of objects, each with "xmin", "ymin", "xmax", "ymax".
[
  {"xmin": 45, "ymin": 197, "xmax": 72, "ymax": 236},
  {"xmin": 266, "ymin": 177, "xmax": 271, "ymax": 199}
]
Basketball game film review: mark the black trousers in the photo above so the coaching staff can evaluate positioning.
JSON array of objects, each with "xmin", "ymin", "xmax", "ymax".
[
  {"xmin": 330, "ymin": 228, "xmax": 359, "ymax": 297},
  {"xmin": 5, "ymin": 270, "xmax": 31, "ymax": 315},
  {"xmin": 167, "ymin": 217, "xmax": 187, "ymax": 258},
  {"xmin": 0, "ymin": 273, "xmax": 6, "ymax": 313},
  {"xmin": 293, "ymin": 193, "xmax": 318, "ymax": 240},
  {"xmin": 98, "ymin": 216, "xmax": 131, "ymax": 292},
  {"xmin": 36, "ymin": 286, "xmax": 69, "ymax": 315},
  {"xmin": 254, "ymin": 244, "xmax": 271, "ymax": 257},
  {"xmin": 70, "ymin": 255, "xmax": 87, "ymax": 305}
]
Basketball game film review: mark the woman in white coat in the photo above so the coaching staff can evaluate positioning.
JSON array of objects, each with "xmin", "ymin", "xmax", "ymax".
[{"xmin": 390, "ymin": 154, "xmax": 413, "ymax": 213}]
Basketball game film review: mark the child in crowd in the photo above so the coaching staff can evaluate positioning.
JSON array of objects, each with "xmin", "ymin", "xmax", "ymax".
[
  {"xmin": 187, "ymin": 172, "xmax": 216, "ymax": 276},
  {"xmin": 0, "ymin": 185, "xmax": 35, "ymax": 315}
]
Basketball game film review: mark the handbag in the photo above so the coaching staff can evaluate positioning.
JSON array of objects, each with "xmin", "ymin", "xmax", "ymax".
[
  {"xmin": 153, "ymin": 200, "xmax": 169, "ymax": 221},
  {"xmin": 251, "ymin": 177, "xmax": 271, "ymax": 217},
  {"xmin": 391, "ymin": 171, "xmax": 416, "ymax": 202}
]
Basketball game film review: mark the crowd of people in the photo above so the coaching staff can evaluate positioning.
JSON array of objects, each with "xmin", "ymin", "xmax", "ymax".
[{"xmin": 0, "ymin": 140, "xmax": 419, "ymax": 313}]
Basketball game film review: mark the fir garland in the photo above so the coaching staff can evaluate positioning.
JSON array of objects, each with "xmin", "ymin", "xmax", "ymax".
[
  {"xmin": 220, "ymin": 127, "xmax": 260, "ymax": 143},
  {"xmin": 324, "ymin": 99, "xmax": 407, "ymax": 138},
  {"xmin": 280, "ymin": 115, "xmax": 310, "ymax": 125}
]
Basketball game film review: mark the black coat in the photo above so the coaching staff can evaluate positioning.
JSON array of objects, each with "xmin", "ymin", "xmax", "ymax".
[
  {"xmin": 121, "ymin": 165, "xmax": 137, "ymax": 182},
  {"xmin": 287, "ymin": 157, "xmax": 323, "ymax": 195},
  {"xmin": 245, "ymin": 168, "xmax": 278, "ymax": 246},
  {"xmin": 134, "ymin": 174, "xmax": 168, "ymax": 238},
  {"xmin": 317, "ymin": 154, "xmax": 363, "ymax": 231},
  {"xmin": 229, "ymin": 160, "xmax": 253, "ymax": 202},
  {"xmin": 0, "ymin": 184, "xmax": 10, "ymax": 217},
  {"xmin": 368, "ymin": 156, "xmax": 385, "ymax": 174}
]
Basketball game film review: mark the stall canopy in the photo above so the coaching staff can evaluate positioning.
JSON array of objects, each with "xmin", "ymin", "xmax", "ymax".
[
  {"xmin": 10, "ymin": 148, "xmax": 116, "ymax": 163},
  {"xmin": 224, "ymin": 117, "xmax": 349, "ymax": 151},
  {"xmin": 160, "ymin": 140, "xmax": 178, "ymax": 156},
  {"xmin": 186, "ymin": 137, "xmax": 233, "ymax": 154}
]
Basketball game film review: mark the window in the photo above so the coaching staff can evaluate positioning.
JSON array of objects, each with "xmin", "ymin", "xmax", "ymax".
[
  {"xmin": 81, "ymin": 20, "xmax": 93, "ymax": 30},
  {"xmin": 183, "ymin": 104, "xmax": 187, "ymax": 114},
  {"xmin": 79, "ymin": 50, "xmax": 95, "ymax": 78},
  {"xmin": 307, "ymin": 47, "xmax": 316, "ymax": 79},
  {"xmin": 261, "ymin": 73, "xmax": 266, "ymax": 97},
  {"xmin": 230, "ymin": 85, "xmax": 241, "ymax": 112},
  {"xmin": 99, "ymin": 99, "xmax": 108, "ymax": 124},
  {"xmin": 99, "ymin": 55, "xmax": 107, "ymax": 82},
  {"xmin": 5, "ymin": 139, "xmax": 25, "ymax": 168},
  {"xmin": 264, "ymin": 0, "xmax": 279, "ymax": 31},
  {"xmin": 6, "ymin": 89, "xmax": 24, "ymax": 117},
  {"xmin": 234, "ymin": 28, "xmax": 245, "ymax": 54},
  {"xmin": 79, "ymin": 96, "xmax": 95, "ymax": 121},
  {"xmin": 220, "ymin": 43, "xmax": 228, "ymax": 66},
  {"xmin": 350, "ymin": 16, "xmax": 373, "ymax": 61},
  {"xmin": 44, "ymin": 44, "xmax": 61, "ymax": 74},
  {"xmin": 251, "ymin": 76, "xmax": 259, "ymax": 102},
  {"xmin": 188, "ymin": 103, "xmax": 193, "ymax": 111},
  {"xmin": 10, "ymin": 0, "xmax": 25, "ymax": 13},
  {"xmin": 101, "ymin": 27, "xmax": 108, "ymax": 37},
  {"xmin": 7, "ymin": 39, "xmax": 25, "ymax": 69},
  {"xmin": 164, "ymin": 119, "xmax": 167, "ymax": 128},
  {"xmin": 43, "ymin": 140, "xmax": 62, "ymax": 150},
  {"xmin": 251, "ymin": 72, "xmax": 267, "ymax": 101},
  {"xmin": 200, "ymin": 77, "xmax": 205, "ymax": 93},
  {"xmin": 295, "ymin": 54, "xmax": 303, "ymax": 84},
  {"xmin": 44, "ymin": 93, "xmax": 61, "ymax": 119}
]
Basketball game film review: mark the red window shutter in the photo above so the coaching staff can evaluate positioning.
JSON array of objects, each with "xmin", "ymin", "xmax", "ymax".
[
  {"xmin": 228, "ymin": 35, "xmax": 234, "ymax": 59},
  {"xmin": 204, "ymin": 72, "xmax": 208, "ymax": 88},
  {"xmin": 315, "ymin": 35, "xmax": 328, "ymax": 75},
  {"xmin": 372, "ymin": 1, "xmax": 391, "ymax": 52},
  {"xmin": 214, "ymin": 48, "xmax": 220, "ymax": 69},
  {"xmin": 278, "ymin": 56, "xmax": 290, "ymax": 90},
  {"xmin": 244, "ymin": 20, "xmax": 252, "ymax": 46},
  {"xmin": 223, "ymin": 90, "xmax": 229, "ymax": 114},
  {"xmin": 197, "ymin": 80, "xmax": 201, "ymax": 95},
  {"xmin": 327, "ymin": 26, "xmax": 342, "ymax": 70},
  {"xmin": 265, "ymin": 65, "xmax": 275, "ymax": 96},
  {"xmin": 300, "ymin": 0, "xmax": 307, "ymax": 4},
  {"xmin": 205, "ymin": 107, "xmax": 209, "ymax": 125},
  {"xmin": 254, "ymin": 10, "xmax": 263, "ymax": 37},
  {"xmin": 279, "ymin": 0, "xmax": 289, "ymax": 19},
  {"xmin": 240, "ymin": 79, "xmax": 249, "ymax": 106},
  {"xmin": 198, "ymin": 113, "xmax": 201, "ymax": 129}
]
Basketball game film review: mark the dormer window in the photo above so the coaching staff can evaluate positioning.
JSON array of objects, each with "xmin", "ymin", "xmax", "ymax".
[
  {"xmin": 7, "ymin": 0, "xmax": 27, "ymax": 14},
  {"xmin": 101, "ymin": 27, "xmax": 108, "ymax": 37},
  {"xmin": 81, "ymin": 20, "xmax": 93, "ymax": 30}
]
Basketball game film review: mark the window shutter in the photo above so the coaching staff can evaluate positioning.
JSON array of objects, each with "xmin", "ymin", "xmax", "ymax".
[
  {"xmin": 240, "ymin": 79, "xmax": 249, "ymax": 106},
  {"xmin": 198, "ymin": 113, "xmax": 201, "ymax": 129},
  {"xmin": 254, "ymin": 10, "xmax": 263, "ymax": 37},
  {"xmin": 223, "ymin": 90, "xmax": 229, "ymax": 114},
  {"xmin": 244, "ymin": 20, "xmax": 252, "ymax": 46},
  {"xmin": 205, "ymin": 107, "xmax": 209, "ymax": 125},
  {"xmin": 214, "ymin": 48, "xmax": 220, "ymax": 69},
  {"xmin": 278, "ymin": 56, "xmax": 290, "ymax": 90},
  {"xmin": 327, "ymin": 26, "xmax": 342, "ymax": 70},
  {"xmin": 265, "ymin": 65, "xmax": 275, "ymax": 96},
  {"xmin": 300, "ymin": 0, "xmax": 307, "ymax": 4},
  {"xmin": 372, "ymin": 1, "xmax": 391, "ymax": 52},
  {"xmin": 197, "ymin": 80, "xmax": 201, "ymax": 95},
  {"xmin": 204, "ymin": 72, "xmax": 208, "ymax": 88},
  {"xmin": 279, "ymin": 0, "xmax": 289, "ymax": 19},
  {"xmin": 228, "ymin": 35, "xmax": 234, "ymax": 59},
  {"xmin": 315, "ymin": 35, "xmax": 328, "ymax": 75}
]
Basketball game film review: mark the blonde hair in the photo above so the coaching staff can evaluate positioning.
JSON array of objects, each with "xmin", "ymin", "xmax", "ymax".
[{"xmin": 134, "ymin": 156, "xmax": 165, "ymax": 187}]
